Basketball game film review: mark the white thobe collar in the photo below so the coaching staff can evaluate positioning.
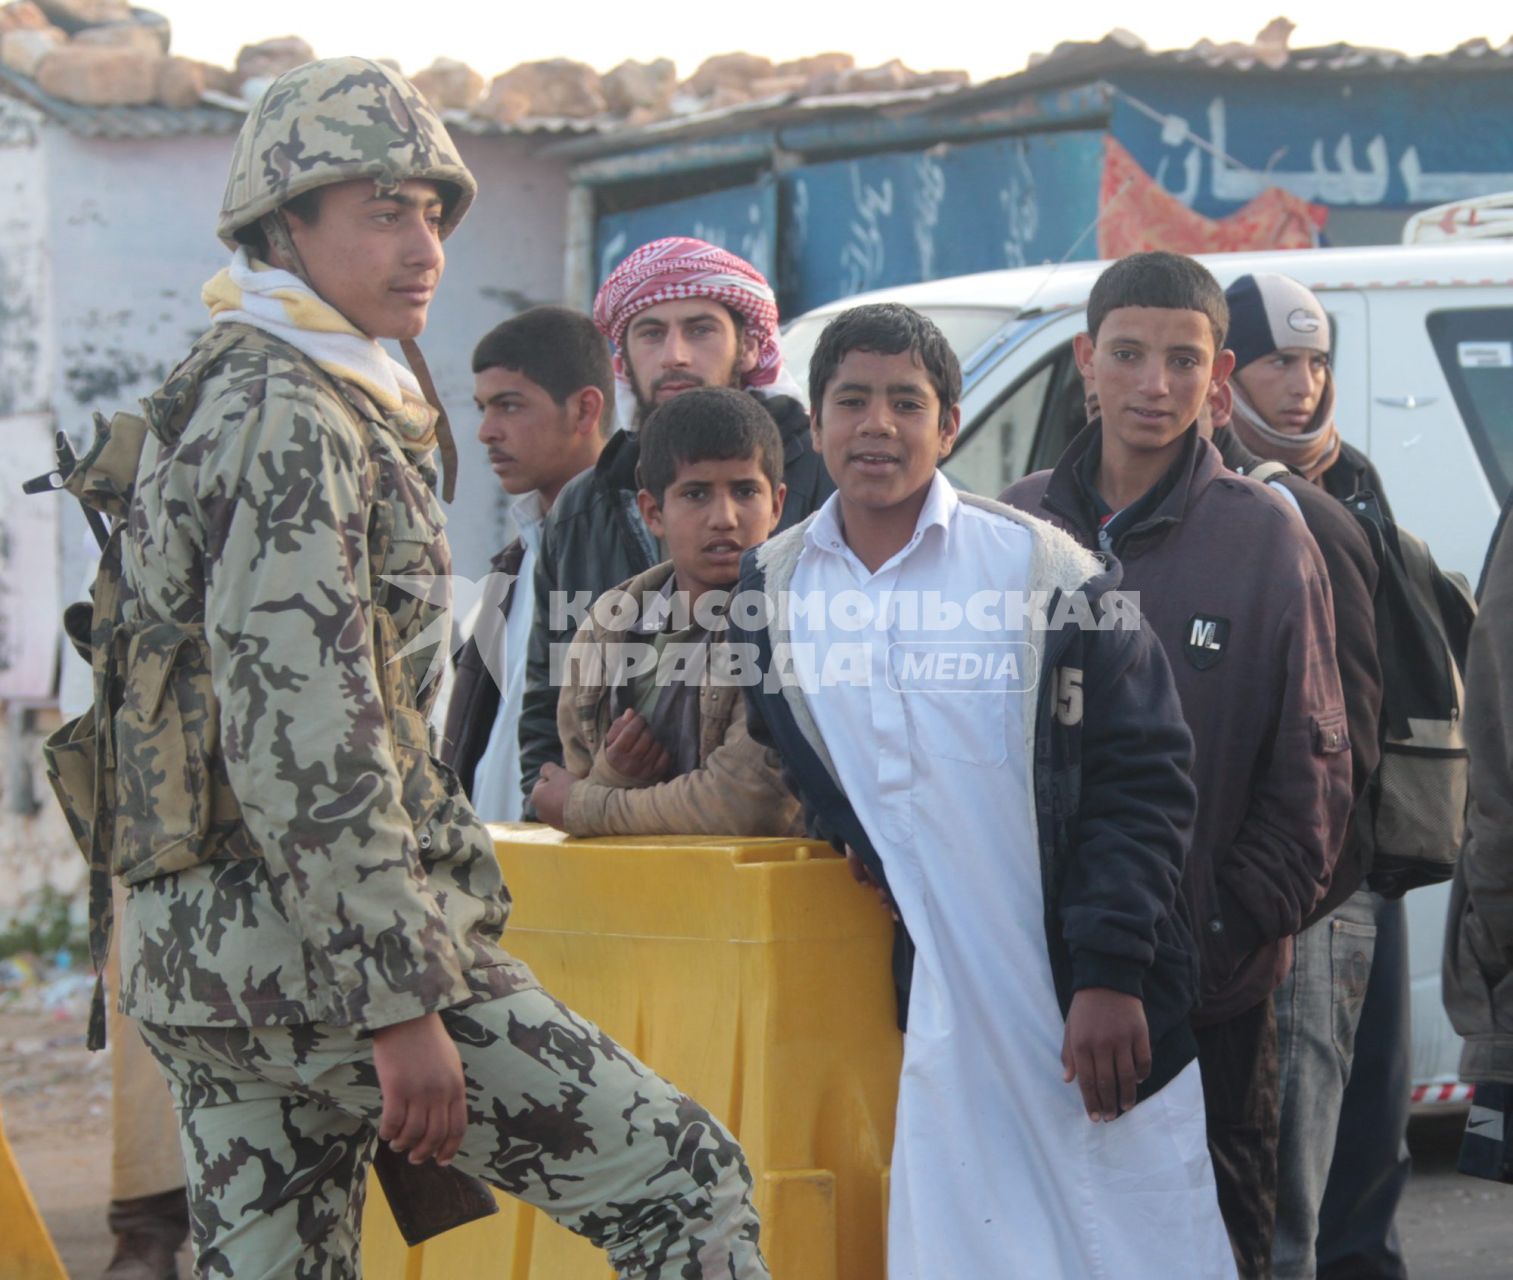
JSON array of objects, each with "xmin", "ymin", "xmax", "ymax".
[
  {"xmin": 509, "ymin": 490, "xmax": 547, "ymax": 552},
  {"xmin": 804, "ymin": 471, "xmax": 958, "ymax": 578}
]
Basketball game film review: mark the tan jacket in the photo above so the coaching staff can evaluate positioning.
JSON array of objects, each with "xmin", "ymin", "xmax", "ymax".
[{"xmin": 556, "ymin": 562, "xmax": 800, "ymax": 838}]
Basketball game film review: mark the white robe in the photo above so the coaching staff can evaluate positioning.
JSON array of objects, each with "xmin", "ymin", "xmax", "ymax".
[{"xmin": 789, "ymin": 477, "xmax": 1236, "ymax": 1279}]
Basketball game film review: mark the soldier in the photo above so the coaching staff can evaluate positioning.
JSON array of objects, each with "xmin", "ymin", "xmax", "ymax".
[{"xmin": 104, "ymin": 57, "xmax": 765, "ymax": 1278}]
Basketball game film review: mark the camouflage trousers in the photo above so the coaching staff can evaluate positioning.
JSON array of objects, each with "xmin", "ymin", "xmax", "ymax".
[{"xmin": 137, "ymin": 987, "xmax": 767, "ymax": 1279}]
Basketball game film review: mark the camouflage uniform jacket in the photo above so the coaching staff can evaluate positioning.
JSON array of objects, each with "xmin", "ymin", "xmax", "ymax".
[{"xmin": 116, "ymin": 322, "xmax": 534, "ymax": 1030}]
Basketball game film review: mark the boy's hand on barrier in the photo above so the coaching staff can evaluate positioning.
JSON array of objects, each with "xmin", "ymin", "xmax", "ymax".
[
  {"xmin": 844, "ymin": 845, "xmax": 900, "ymax": 921},
  {"xmin": 604, "ymin": 709, "xmax": 672, "ymax": 783},
  {"xmin": 373, "ymin": 1012, "xmax": 468, "ymax": 1166},
  {"xmin": 530, "ymin": 763, "xmax": 577, "ymax": 830},
  {"xmin": 1061, "ymin": 987, "xmax": 1151, "ymax": 1123}
]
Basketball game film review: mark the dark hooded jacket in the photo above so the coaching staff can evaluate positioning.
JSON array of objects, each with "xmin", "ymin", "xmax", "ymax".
[
  {"xmin": 439, "ymin": 539, "xmax": 525, "ymax": 799},
  {"xmin": 1214, "ymin": 425, "xmax": 1383, "ymax": 924},
  {"xmin": 731, "ymin": 492, "xmax": 1204, "ymax": 1105},
  {"xmin": 1002, "ymin": 424, "xmax": 1353, "ymax": 1025}
]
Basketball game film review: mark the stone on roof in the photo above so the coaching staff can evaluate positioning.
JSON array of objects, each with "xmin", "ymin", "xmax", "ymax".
[
  {"xmin": 232, "ymin": 35, "xmax": 312, "ymax": 87},
  {"xmin": 410, "ymin": 56, "xmax": 483, "ymax": 113}
]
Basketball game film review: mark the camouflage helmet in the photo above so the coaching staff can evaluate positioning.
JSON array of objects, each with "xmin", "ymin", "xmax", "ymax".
[{"xmin": 217, "ymin": 56, "xmax": 476, "ymax": 249}]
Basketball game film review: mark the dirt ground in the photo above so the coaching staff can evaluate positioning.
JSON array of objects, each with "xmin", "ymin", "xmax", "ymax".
[
  {"xmin": 3, "ymin": 1000, "xmax": 1510, "ymax": 1278},
  {"xmin": 0, "ymin": 1003, "xmax": 192, "ymax": 1279}
]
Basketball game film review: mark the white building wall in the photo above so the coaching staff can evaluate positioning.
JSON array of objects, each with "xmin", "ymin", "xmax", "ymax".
[
  {"xmin": 0, "ymin": 96, "xmax": 51, "ymax": 417},
  {"xmin": 414, "ymin": 132, "xmax": 573, "ymax": 575}
]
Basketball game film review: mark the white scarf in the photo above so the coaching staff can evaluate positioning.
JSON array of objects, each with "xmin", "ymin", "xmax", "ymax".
[{"xmin": 201, "ymin": 249, "xmax": 433, "ymax": 432}]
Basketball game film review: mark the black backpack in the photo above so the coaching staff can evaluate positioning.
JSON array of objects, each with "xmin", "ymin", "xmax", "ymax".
[{"xmin": 1348, "ymin": 490, "xmax": 1476, "ymax": 893}]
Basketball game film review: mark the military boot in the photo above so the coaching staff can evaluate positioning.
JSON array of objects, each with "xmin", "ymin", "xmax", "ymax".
[{"xmin": 101, "ymin": 1186, "xmax": 189, "ymax": 1280}]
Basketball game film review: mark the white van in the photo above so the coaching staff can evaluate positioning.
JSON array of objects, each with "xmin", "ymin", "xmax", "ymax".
[{"xmin": 781, "ymin": 243, "xmax": 1513, "ymax": 1104}]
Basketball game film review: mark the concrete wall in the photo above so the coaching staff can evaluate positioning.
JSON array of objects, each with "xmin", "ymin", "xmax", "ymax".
[
  {"xmin": 417, "ymin": 131, "xmax": 572, "ymax": 577},
  {"xmin": 0, "ymin": 705, "xmax": 84, "ymax": 926},
  {"xmin": 0, "ymin": 96, "xmax": 50, "ymax": 418},
  {"xmin": 0, "ymin": 99, "xmax": 76, "ymax": 928}
]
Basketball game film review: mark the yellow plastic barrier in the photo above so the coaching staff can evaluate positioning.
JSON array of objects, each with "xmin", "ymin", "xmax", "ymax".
[
  {"xmin": 0, "ymin": 1099, "xmax": 68, "ymax": 1279},
  {"xmin": 364, "ymin": 827, "xmax": 902, "ymax": 1279}
]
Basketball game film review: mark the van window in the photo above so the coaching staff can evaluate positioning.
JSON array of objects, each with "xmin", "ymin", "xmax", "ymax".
[
  {"xmin": 780, "ymin": 306, "xmax": 1017, "ymax": 398},
  {"xmin": 946, "ymin": 346, "xmax": 1087, "ymax": 496},
  {"xmin": 948, "ymin": 362, "xmax": 1054, "ymax": 496},
  {"xmin": 1427, "ymin": 308, "xmax": 1513, "ymax": 502}
]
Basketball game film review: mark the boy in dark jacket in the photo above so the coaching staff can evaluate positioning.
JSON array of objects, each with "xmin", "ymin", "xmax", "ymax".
[
  {"xmin": 732, "ymin": 303, "xmax": 1234, "ymax": 1279},
  {"xmin": 1445, "ymin": 495, "xmax": 1513, "ymax": 1118},
  {"xmin": 1002, "ymin": 252, "xmax": 1352, "ymax": 1278}
]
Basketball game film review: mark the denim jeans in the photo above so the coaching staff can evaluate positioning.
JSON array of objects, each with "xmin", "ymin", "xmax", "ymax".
[
  {"xmin": 1316, "ymin": 892, "xmax": 1410, "ymax": 1280},
  {"xmin": 1272, "ymin": 888, "xmax": 1380, "ymax": 1279}
]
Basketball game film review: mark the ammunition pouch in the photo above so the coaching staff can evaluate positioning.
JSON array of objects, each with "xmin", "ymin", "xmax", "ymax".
[
  {"xmin": 43, "ymin": 622, "xmax": 251, "ymax": 878},
  {"xmin": 42, "ymin": 711, "xmax": 98, "ymax": 862},
  {"xmin": 112, "ymin": 622, "xmax": 249, "ymax": 884},
  {"xmin": 66, "ymin": 410, "xmax": 148, "ymax": 523}
]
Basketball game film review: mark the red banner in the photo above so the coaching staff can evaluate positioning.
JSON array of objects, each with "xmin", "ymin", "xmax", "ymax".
[{"xmin": 1097, "ymin": 137, "xmax": 1327, "ymax": 258}]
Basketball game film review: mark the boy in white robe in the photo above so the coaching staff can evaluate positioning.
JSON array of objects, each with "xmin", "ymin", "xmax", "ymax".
[{"xmin": 731, "ymin": 302, "xmax": 1235, "ymax": 1279}]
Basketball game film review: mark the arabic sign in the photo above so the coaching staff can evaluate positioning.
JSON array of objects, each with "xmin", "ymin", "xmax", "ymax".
[
  {"xmin": 1110, "ymin": 69, "xmax": 1513, "ymax": 215},
  {"xmin": 780, "ymin": 130, "xmax": 1102, "ymax": 315},
  {"xmin": 1099, "ymin": 138, "xmax": 1326, "ymax": 257},
  {"xmin": 591, "ymin": 131, "xmax": 1102, "ymax": 320},
  {"xmin": 595, "ymin": 180, "xmax": 778, "ymax": 290}
]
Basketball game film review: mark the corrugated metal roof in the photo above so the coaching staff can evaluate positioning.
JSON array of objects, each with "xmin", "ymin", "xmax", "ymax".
[
  {"xmin": 441, "ymin": 109, "xmax": 600, "ymax": 137},
  {"xmin": 964, "ymin": 32, "xmax": 1513, "ymax": 100},
  {"xmin": 1169, "ymin": 35, "xmax": 1513, "ymax": 74},
  {"xmin": 557, "ymin": 33, "xmax": 1513, "ymax": 159},
  {"xmin": 547, "ymin": 81, "xmax": 968, "ymax": 161},
  {"xmin": 0, "ymin": 65, "xmax": 606, "ymax": 141},
  {"xmin": 0, "ymin": 64, "xmax": 242, "ymax": 138},
  {"xmin": 443, "ymin": 82, "xmax": 962, "ymax": 144}
]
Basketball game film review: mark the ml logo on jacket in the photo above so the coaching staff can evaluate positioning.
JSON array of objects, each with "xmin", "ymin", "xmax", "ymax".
[{"xmin": 1185, "ymin": 614, "xmax": 1230, "ymax": 670}]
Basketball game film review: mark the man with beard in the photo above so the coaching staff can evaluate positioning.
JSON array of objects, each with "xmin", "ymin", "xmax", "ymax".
[{"xmin": 517, "ymin": 237, "xmax": 833, "ymax": 808}]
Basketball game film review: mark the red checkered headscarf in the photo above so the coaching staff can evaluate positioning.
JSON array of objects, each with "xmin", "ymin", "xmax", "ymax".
[{"xmin": 593, "ymin": 237, "xmax": 785, "ymax": 390}]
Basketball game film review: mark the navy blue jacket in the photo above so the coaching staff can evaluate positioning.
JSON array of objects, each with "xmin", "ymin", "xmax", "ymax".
[{"xmin": 730, "ymin": 495, "xmax": 1205, "ymax": 1103}]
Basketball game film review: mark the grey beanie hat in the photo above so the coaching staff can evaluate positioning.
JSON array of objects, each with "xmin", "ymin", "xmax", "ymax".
[{"xmin": 1224, "ymin": 273, "xmax": 1330, "ymax": 371}]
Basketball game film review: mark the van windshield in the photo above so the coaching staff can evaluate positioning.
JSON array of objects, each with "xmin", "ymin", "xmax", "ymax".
[
  {"xmin": 1427, "ymin": 307, "xmax": 1513, "ymax": 503},
  {"xmin": 780, "ymin": 306, "xmax": 1017, "ymax": 397}
]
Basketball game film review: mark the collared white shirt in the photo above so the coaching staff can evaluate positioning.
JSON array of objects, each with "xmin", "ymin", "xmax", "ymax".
[{"xmin": 469, "ymin": 491, "xmax": 545, "ymax": 823}]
